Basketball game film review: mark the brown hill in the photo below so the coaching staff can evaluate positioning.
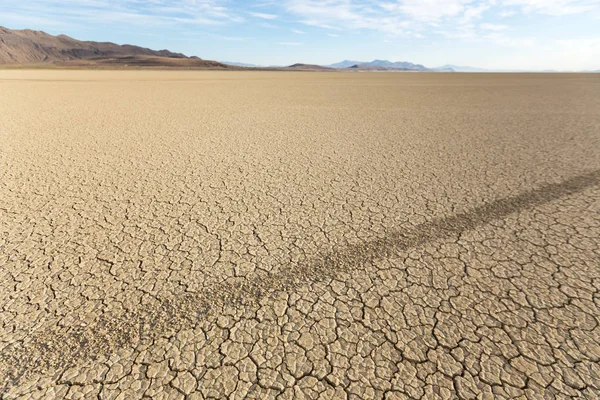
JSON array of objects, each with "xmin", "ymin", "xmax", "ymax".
[
  {"xmin": 286, "ymin": 63, "xmax": 332, "ymax": 70},
  {"xmin": 0, "ymin": 26, "xmax": 232, "ymax": 69},
  {"xmin": 60, "ymin": 55, "xmax": 232, "ymax": 69}
]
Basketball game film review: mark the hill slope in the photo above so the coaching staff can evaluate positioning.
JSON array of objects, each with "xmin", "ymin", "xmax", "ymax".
[
  {"xmin": 287, "ymin": 63, "xmax": 332, "ymax": 70},
  {"xmin": 0, "ymin": 26, "xmax": 231, "ymax": 69}
]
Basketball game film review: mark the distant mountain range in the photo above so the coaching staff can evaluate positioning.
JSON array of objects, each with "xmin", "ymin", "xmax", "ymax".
[
  {"xmin": 221, "ymin": 61, "xmax": 263, "ymax": 67},
  {"xmin": 324, "ymin": 61, "xmax": 600, "ymax": 73},
  {"xmin": 218, "ymin": 60, "xmax": 600, "ymax": 73},
  {"xmin": 2, "ymin": 26, "xmax": 597, "ymax": 72},
  {"xmin": 223, "ymin": 59, "xmax": 438, "ymax": 71},
  {"xmin": 434, "ymin": 64, "xmax": 488, "ymax": 72},
  {"xmin": 0, "ymin": 26, "xmax": 232, "ymax": 69},
  {"xmin": 327, "ymin": 59, "xmax": 429, "ymax": 70}
]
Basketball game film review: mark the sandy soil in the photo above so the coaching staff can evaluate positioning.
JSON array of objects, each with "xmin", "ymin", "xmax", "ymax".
[{"xmin": 1, "ymin": 70, "xmax": 599, "ymax": 399}]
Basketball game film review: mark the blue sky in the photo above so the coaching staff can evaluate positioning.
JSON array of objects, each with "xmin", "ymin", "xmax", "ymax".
[{"xmin": 1, "ymin": 0, "xmax": 599, "ymax": 70}]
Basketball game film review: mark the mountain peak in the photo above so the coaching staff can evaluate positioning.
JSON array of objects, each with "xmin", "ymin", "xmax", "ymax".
[
  {"xmin": 327, "ymin": 59, "xmax": 428, "ymax": 71},
  {"xmin": 0, "ymin": 26, "xmax": 229, "ymax": 69}
]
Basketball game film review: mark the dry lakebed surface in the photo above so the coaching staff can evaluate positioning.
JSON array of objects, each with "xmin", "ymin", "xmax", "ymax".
[{"xmin": 1, "ymin": 71, "xmax": 600, "ymax": 399}]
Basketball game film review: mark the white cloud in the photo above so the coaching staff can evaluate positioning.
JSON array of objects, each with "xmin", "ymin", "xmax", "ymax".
[
  {"xmin": 502, "ymin": 0, "xmax": 600, "ymax": 15},
  {"xmin": 553, "ymin": 37, "xmax": 600, "ymax": 68},
  {"xmin": 384, "ymin": 0, "xmax": 471, "ymax": 22},
  {"xmin": 489, "ymin": 36, "xmax": 600, "ymax": 70},
  {"xmin": 248, "ymin": 11, "xmax": 278, "ymax": 20},
  {"xmin": 213, "ymin": 34, "xmax": 250, "ymax": 41},
  {"xmin": 460, "ymin": 2, "xmax": 491, "ymax": 22},
  {"xmin": 282, "ymin": 0, "xmax": 600, "ymax": 39},
  {"xmin": 278, "ymin": 41, "xmax": 303, "ymax": 45},
  {"xmin": 480, "ymin": 22, "xmax": 509, "ymax": 30},
  {"xmin": 282, "ymin": 0, "xmax": 497, "ymax": 36},
  {"xmin": 2, "ymin": 0, "xmax": 239, "ymax": 27},
  {"xmin": 292, "ymin": 29, "xmax": 306, "ymax": 34},
  {"xmin": 284, "ymin": 0, "xmax": 412, "ymax": 34},
  {"xmin": 487, "ymin": 34, "xmax": 537, "ymax": 47},
  {"xmin": 328, "ymin": 33, "xmax": 341, "ymax": 37}
]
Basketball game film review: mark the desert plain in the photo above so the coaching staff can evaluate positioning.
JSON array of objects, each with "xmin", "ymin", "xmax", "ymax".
[{"xmin": 1, "ymin": 70, "xmax": 600, "ymax": 399}]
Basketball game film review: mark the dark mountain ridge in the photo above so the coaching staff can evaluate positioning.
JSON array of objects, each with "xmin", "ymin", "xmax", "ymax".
[
  {"xmin": 0, "ymin": 26, "xmax": 194, "ymax": 64},
  {"xmin": 328, "ymin": 59, "xmax": 430, "ymax": 70},
  {"xmin": 0, "ymin": 26, "xmax": 236, "ymax": 69}
]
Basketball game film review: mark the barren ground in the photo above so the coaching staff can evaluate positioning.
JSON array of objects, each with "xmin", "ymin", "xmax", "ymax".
[{"xmin": 1, "ymin": 71, "xmax": 599, "ymax": 399}]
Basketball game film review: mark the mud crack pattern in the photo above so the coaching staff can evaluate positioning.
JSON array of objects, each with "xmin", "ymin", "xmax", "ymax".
[{"xmin": 1, "ymin": 71, "xmax": 600, "ymax": 399}]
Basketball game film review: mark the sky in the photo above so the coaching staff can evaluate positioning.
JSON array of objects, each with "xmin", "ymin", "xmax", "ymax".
[{"xmin": 1, "ymin": 0, "xmax": 600, "ymax": 70}]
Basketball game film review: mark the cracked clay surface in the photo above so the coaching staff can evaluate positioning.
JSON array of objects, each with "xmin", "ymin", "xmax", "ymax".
[{"xmin": 1, "ymin": 71, "xmax": 600, "ymax": 399}]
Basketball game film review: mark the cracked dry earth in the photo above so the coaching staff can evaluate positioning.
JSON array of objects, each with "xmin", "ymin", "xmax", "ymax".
[{"xmin": 1, "ymin": 71, "xmax": 600, "ymax": 400}]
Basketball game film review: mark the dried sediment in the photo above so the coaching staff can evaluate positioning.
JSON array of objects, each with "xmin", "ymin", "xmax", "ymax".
[{"xmin": 1, "ymin": 71, "xmax": 599, "ymax": 399}]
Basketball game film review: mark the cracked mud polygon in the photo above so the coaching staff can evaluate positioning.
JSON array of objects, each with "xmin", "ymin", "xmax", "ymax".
[{"xmin": 1, "ymin": 71, "xmax": 599, "ymax": 399}]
